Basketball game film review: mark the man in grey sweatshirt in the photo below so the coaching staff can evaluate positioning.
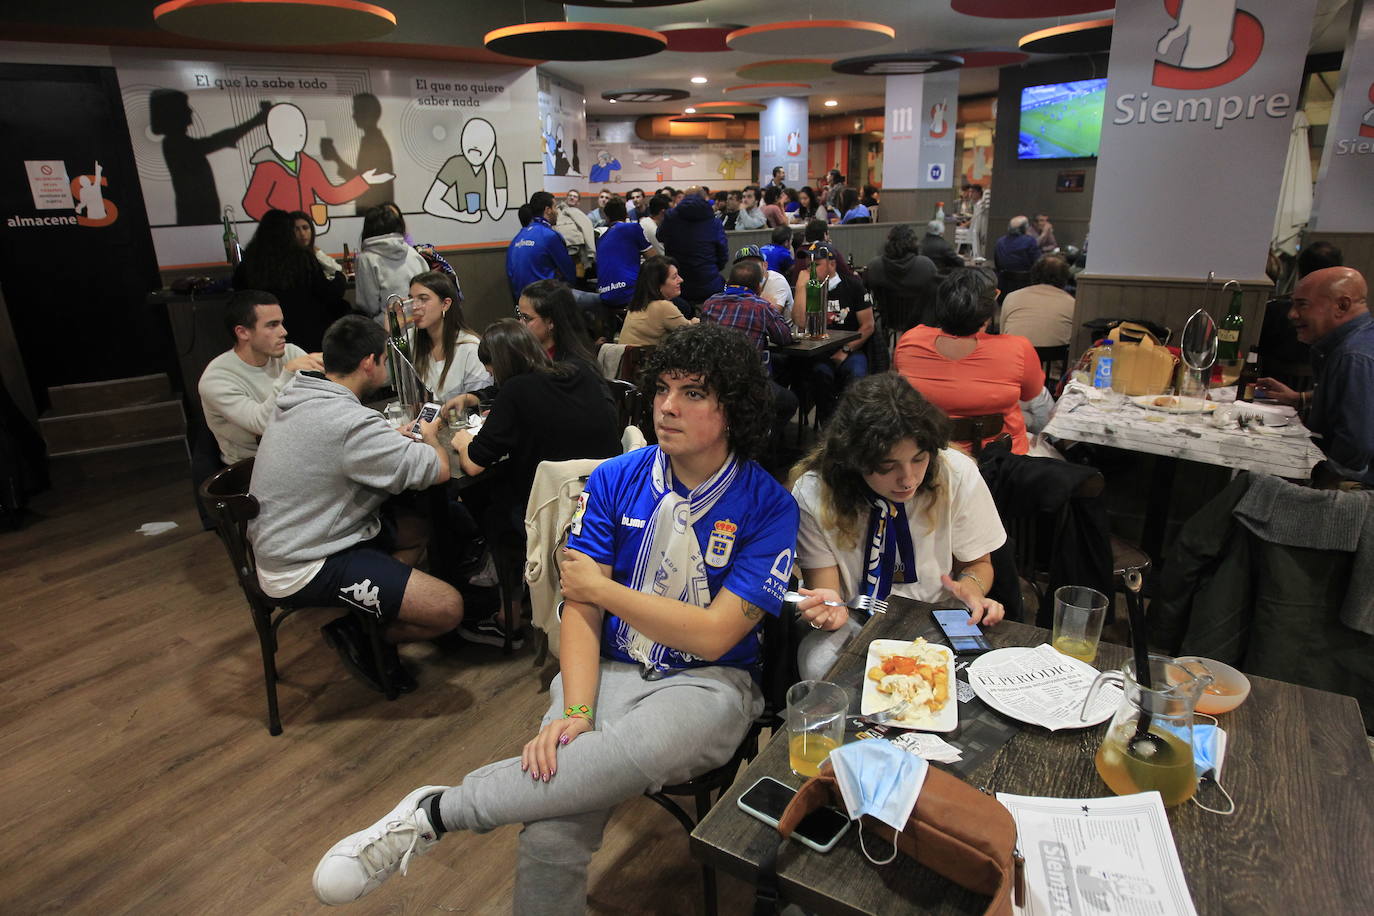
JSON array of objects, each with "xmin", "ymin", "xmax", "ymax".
[{"xmin": 249, "ymin": 315, "xmax": 463, "ymax": 692}]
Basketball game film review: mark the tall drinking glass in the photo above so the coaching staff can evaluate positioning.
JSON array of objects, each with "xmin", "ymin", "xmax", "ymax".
[
  {"xmin": 1052, "ymin": 585, "xmax": 1109, "ymax": 663},
  {"xmin": 785, "ymin": 680, "xmax": 848, "ymax": 777}
]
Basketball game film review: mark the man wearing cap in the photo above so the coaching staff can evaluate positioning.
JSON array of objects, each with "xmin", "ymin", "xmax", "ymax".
[
  {"xmin": 699, "ymin": 257, "xmax": 798, "ymax": 435},
  {"xmin": 733, "ymin": 244, "xmax": 795, "ymax": 331},
  {"xmin": 791, "ymin": 242, "xmax": 873, "ymax": 422}
]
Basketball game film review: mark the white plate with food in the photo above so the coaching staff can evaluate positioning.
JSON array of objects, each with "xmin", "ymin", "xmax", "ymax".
[
  {"xmin": 1129, "ymin": 394, "xmax": 1218, "ymax": 414},
  {"xmin": 861, "ymin": 638, "xmax": 957, "ymax": 732}
]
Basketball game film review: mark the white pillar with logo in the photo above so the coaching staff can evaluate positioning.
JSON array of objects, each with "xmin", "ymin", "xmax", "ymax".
[
  {"xmin": 1312, "ymin": 0, "xmax": 1374, "ymax": 233},
  {"xmin": 884, "ymin": 71, "xmax": 959, "ymax": 193},
  {"xmin": 759, "ymin": 96, "xmax": 808, "ymax": 186},
  {"xmin": 1087, "ymin": 0, "xmax": 1319, "ymax": 280}
]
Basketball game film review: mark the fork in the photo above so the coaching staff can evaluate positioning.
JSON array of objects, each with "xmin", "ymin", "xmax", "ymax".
[
  {"xmin": 862, "ymin": 700, "xmax": 911, "ymax": 725},
  {"xmin": 783, "ymin": 592, "xmax": 889, "ymax": 615}
]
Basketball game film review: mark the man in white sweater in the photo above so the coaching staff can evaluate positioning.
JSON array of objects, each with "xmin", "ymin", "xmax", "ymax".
[{"xmin": 198, "ymin": 290, "xmax": 323, "ymax": 465}]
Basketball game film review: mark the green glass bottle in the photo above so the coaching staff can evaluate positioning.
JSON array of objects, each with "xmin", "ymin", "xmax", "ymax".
[
  {"xmin": 1217, "ymin": 289, "xmax": 1244, "ymax": 362},
  {"xmin": 805, "ymin": 259, "xmax": 825, "ymax": 338},
  {"xmin": 386, "ymin": 299, "xmax": 410, "ymax": 394}
]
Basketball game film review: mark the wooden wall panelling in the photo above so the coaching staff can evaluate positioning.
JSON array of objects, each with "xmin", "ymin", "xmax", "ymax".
[
  {"xmin": 1307, "ymin": 232, "xmax": 1374, "ymax": 283},
  {"xmin": 1073, "ymin": 274, "xmax": 1274, "ymax": 355}
]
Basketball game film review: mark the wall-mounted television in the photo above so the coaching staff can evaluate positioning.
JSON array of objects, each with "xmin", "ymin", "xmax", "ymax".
[{"xmin": 1018, "ymin": 78, "xmax": 1107, "ymax": 160}]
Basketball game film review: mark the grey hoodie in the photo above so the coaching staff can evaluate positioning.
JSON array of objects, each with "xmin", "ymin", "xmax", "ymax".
[
  {"xmin": 248, "ymin": 373, "xmax": 440, "ymax": 570},
  {"xmin": 356, "ymin": 232, "xmax": 429, "ymax": 324}
]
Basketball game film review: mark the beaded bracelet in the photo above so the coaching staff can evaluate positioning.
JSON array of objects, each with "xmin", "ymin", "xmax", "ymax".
[{"xmin": 957, "ymin": 571, "xmax": 987, "ymax": 597}]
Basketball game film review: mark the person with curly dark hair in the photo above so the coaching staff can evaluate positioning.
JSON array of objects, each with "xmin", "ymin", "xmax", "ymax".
[
  {"xmin": 234, "ymin": 208, "xmax": 347, "ymax": 351},
  {"xmin": 311, "ymin": 322, "xmax": 799, "ymax": 911},
  {"xmin": 790, "ymin": 373, "xmax": 1007, "ymax": 679}
]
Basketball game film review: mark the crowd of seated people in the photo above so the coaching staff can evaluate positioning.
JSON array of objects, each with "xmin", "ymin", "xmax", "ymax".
[{"xmin": 201, "ymin": 183, "xmax": 1374, "ymax": 912}]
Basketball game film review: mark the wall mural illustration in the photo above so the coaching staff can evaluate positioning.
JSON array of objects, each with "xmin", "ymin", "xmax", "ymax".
[{"xmin": 116, "ymin": 49, "xmax": 541, "ymax": 267}]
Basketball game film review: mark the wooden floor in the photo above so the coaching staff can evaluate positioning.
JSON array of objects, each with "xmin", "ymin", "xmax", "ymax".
[{"xmin": 0, "ymin": 468, "xmax": 756, "ymax": 915}]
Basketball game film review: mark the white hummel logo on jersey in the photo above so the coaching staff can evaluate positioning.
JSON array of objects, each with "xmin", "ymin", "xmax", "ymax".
[{"xmin": 340, "ymin": 579, "xmax": 382, "ymax": 616}]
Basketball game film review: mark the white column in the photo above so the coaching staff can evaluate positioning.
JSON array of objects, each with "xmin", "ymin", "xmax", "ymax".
[
  {"xmin": 1087, "ymin": 0, "xmax": 1319, "ymax": 279},
  {"xmin": 1312, "ymin": 0, "xmax": 1374, "ymax": 232},
  {"xmin": 883, "ymin": 71, "xmax": 958, "ymax": 190},
  {"xmin": 759, "ymin": 96, "xmax": 808, "ymax": 186}
]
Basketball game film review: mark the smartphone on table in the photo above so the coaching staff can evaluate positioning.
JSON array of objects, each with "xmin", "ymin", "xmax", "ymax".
[
  {"xmin": 407, "ymin": 402, "xmax": 442, "ymax": 440},
  {"xmin": 737, "ymin": 776, "xmax": 850, "ymax": 853},
  {"xmin": 933, "ymin": 608, "xmax": 995, "ymax": 655}
]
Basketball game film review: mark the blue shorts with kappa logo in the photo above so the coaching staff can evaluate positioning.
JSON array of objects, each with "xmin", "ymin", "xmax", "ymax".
[{"xmin": 277, "ymin": 521, "xmax": 412, "ymax": 624}]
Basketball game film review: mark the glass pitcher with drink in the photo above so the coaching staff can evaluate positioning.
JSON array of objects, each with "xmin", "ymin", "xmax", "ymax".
[
  {"xmin": 1081, "ymin": 654, "xmax": 1213, "ymax": 806},
  {"xmin": 804, "ymin": 260, "xmax": 827, "ymax": 340}
]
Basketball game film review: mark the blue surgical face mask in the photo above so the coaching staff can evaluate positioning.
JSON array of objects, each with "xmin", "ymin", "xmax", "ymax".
[
  {"xmin": 1191, "ymin": 714, "xmax": 1234, "ymax": 815},
  {"xmin": 829, "ymin": 739, "xmax": 928, "ymax": 864}
]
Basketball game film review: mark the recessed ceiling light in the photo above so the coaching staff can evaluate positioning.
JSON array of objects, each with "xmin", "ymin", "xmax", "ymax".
[
  {"xmin": 690, "ymin": 75, "xmax": 708, "ymax": 84},
  {"xmin": 824, "ymin": 99, "xmax": 838, "ymax": 107},
  {"xmin": 684, "ymin": 107, "xmax": 696, "ymax": 113}
]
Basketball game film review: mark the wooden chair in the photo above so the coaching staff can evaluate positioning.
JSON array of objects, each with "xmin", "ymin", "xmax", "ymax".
[
  {"xmin": 645, "ymin": 600, "xmax": 797, "ymax": 916},
  {"xmin": 608, "ymin": 379, "xmax": 655, "ymax": 444},
  {"xmin": 198, "ymin": 459, "xmax": 397, "ymax": 735},
  {"xmin": 946, "ymin": 413, "xmax": 1006, "ymax": 459},
  {"xmin": 1035, "ymin": 345, "xmax": 1070, "ymax": 388},
  {"xmin": 616, "ymin": 344, "xmax": 655, "ymax": 384}
]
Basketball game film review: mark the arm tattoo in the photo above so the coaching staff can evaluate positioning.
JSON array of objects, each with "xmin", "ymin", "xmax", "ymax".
[{"xmin": 741, "ymin": 599, "xmax": 765, "ymax": 622}]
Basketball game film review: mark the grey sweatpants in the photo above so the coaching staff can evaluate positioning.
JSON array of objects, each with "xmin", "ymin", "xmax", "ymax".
[{"xmin": 438, "ymin": 660, "xmax": 761, "ymax": 915}]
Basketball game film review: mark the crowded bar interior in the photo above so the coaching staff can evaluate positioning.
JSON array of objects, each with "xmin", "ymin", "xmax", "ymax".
[{"xmin": 3, "ymin": 0, "xmax": 1374, "ymax": 913}]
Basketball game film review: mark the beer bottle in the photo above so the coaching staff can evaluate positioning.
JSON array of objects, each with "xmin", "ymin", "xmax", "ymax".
[
  {"xmin": 1237, "ymin": 347, "xmax": 1261, "ymax": 402},
  {"xmin": 1217, "ymin": 289, "xmax": 1244, "ymax": 362}
]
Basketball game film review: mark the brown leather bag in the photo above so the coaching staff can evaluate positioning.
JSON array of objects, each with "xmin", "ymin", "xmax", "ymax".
[{"xmin": 777, "ymin": 760, "xmax": 1022, "ymax": 916}]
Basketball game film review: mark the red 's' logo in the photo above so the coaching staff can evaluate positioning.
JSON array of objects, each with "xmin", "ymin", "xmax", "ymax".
[
  {"xmin": 1361, "ymin": 82, "xmax": 1374, "ymax": 139},
  {"xmin": 1152, "ymin": 0, "xmax": 1265, "ymax": 91}
]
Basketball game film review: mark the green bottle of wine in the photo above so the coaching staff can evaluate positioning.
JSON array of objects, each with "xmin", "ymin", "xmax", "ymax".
[
  {"xmin": 1217, "ymin": 289, "xmax": 1244, "ymax": 362},
  {"xmin": 805, "ymin": 259, "xmax": 825, "ymax": 338}
]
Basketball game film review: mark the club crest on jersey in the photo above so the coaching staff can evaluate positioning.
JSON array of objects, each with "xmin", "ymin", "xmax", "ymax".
[{"xmin": 706, "ymin": 519, "xmax": 738, "ymax": 568}]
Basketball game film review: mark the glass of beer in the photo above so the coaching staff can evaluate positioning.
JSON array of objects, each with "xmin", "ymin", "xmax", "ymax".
[
  {"xmin": 785, "ymin": 680, "xmax": 848, "ymax": 778},
  {"xmin": 1052, "ymin": 585, "xmax": 1109, "ymax": 663}
]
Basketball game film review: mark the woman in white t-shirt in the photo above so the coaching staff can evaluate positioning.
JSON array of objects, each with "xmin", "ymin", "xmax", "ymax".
[
  {"xmin": 791, "ymin": 373, "xmax": 1008, "ymax": 679},
  {"xmin": 406, "ymin": 270, "xmax": 491, "ymax": 407}
]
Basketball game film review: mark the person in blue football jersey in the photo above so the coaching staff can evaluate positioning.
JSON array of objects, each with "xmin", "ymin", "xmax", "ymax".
[{"xmin": 311, "ymin": 324, "xmax": 800, "ymax": 913}]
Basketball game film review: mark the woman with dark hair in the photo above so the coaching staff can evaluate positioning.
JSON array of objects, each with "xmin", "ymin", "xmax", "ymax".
[
  {"xmin": 404, "ymin": 270, "xmax": 490, "ymax": 410},
  {"xmin": 864, "ymin": 223, "xmax": 938, "ymax": 334},
  {"xmin": 234, "ymin": 208, "xmax": 346, "ymax": 351},
  {"xmin": 356, "ymin": 203, "xmax": 428, "ymax": 325},
  {"xmin": 893, "ymin": 267, "xmax": 1046, "ymax": 454},
  {"xmin": 619, "ymin": 256, "xmax": 697, "ymax": 346},
  {"xmin": 791, "ymin": 372, "xmax": 1007, "ymax": 678},
  {"xmin": 516, "ymin": 279, "xmax": 598, "ymax": 366},
  {"xmin": 289, "ymin": 210, "xmax": 343, "ymax": 278},
  {"xmin": 793, "ymin": 186, "xmax": 819, "ymax": 223},
  {"xmin": 449, "ymin": 318, "xmax": 621, "ymax": 644},
  {"xmin": 839, "ymin": 187, "xmax": 871, "ymax": 224},
  {"xmin": 780, "ymin": 187, "xmax": 799, "ymax": 215}
]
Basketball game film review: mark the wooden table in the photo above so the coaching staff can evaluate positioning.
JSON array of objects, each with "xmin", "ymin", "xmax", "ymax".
[
  {"xmin": 690, "ymin": 598, "xmax": 1374, "ymax": 915},
  {"xmin": 773, "ymin": 329, "xmax": 862, "ymax": 361},
  {"xmin": 1042, "ymin": 386, "xmax": 1324, "ymax": 561}
]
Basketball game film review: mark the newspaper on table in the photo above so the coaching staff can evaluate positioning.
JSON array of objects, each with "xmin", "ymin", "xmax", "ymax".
[
  {"xmin": 968, "ymin": 645, "xmax": 1120, "ymax": 730},
  {"xmin": 997, "ymin": 792, "xmax": 1198, "ymax": 916}
]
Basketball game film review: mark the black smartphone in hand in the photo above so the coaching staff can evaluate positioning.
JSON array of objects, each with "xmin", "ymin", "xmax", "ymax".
[{"xmin": 933, "ymin": 608, "xmax": 995, "ymax": 655}]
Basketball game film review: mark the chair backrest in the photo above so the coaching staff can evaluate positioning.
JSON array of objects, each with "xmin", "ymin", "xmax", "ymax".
[
  {"xmin": 617, "ymin": 344, "xmax": 655, "ymax": 384},
  {"xmin": 1035, "ymin": 345, "xmax": 1071, "ymax": 386},
  {"xmin": 197, "ymin": 458, "xmax": 272, "ymax": 613},
  {"xmin": 946, "ymin": 413, "xmax": 1004, "ymax": 458},
  {"xmin": 608, "ymin": 378, "xmax": 656, "ymax": 444}
]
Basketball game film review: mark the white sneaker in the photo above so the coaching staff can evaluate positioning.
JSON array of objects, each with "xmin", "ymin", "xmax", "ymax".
[{"xmin": 313, "ymin": 785, "xmax": 451, "ymax": 905}]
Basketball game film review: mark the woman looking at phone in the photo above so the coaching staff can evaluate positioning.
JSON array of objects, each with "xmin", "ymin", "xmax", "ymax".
[{"xmin": 790, "ymin": 373, "xmax": 1008, "ymax": 679}]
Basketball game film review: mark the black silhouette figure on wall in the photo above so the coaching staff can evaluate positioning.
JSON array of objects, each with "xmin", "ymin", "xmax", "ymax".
[
  {"xmin": 150, "ymin": 89, "xmax": 271, "ymax": 226},
  {"xmin": 320, "ymin": 93, "xmax": 395, "ymax": 214}
]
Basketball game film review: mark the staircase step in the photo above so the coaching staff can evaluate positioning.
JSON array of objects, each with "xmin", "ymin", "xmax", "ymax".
[
  {"xmin": 47, "ymin": 373, "xmax": 173, "ymax": 416},
  {"xmin": 40, "ymin": 400, "xmax": 186, "ymax": 457},
  {"xmin": 48, "ymin": 437, "xmax": 190, "ymax": 489}
]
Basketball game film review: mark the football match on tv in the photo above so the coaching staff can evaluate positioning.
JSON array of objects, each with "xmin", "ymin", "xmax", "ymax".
[{"xmin": 1018, "ymin": 78, "xmax": 1107, "ymax": 160}]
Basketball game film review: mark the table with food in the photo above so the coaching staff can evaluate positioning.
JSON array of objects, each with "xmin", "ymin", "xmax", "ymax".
[
  {"xmin": 690, "ymin": 597, "xmax": 1374, "ymax": 916},
  {"xmin": 1043, "ymin": 381, "xmax": 1323, "ymax": 480}
]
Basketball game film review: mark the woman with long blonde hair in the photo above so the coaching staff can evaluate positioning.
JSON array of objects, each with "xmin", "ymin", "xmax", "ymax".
[{"xmin": 791, "ymin": 373, "xmax": 1008, "ymax": 678}]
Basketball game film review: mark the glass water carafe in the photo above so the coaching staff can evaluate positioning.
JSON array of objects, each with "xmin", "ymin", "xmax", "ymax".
[{"xmin": 1082, "ymin": 654, "xmax": 1213, "ymax": 806}]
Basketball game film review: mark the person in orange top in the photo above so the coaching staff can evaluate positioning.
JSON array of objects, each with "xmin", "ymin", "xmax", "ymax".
[{"xmin": 893, "ymin": 268, "xmax": 1045, "ymax": 455}]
